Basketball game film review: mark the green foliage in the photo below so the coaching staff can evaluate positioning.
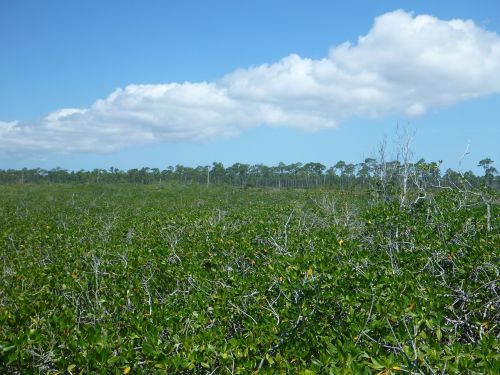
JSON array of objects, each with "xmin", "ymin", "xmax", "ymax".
[
  {"xmin": 0, "ymin": 184, "xmax": 498, "ymax": 373},
  {"xmin": 1, "ymin": 158, "xmax": 498, "ymax": 189}
]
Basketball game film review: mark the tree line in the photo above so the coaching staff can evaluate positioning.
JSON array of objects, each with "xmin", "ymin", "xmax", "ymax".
[{"xmin": 1, "ymin": 158, "xmax": 497, "ymax": 189}]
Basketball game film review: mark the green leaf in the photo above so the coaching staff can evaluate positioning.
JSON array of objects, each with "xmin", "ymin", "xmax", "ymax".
[
  {"xmin": 436, "ymin": 327, "xmax": 442, "ymax": 341},
  {"xmin": 368, "ymin": 358, "xmax": 385, "ymax": 370},
  {"xmin": 67, "ymin": 364, "xmax": 77, "ymax": 372}
]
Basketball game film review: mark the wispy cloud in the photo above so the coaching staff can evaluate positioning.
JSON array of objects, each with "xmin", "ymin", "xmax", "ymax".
[{"xmin": 2, "ymin": 10, "xmax": 500, "ymax": 154}]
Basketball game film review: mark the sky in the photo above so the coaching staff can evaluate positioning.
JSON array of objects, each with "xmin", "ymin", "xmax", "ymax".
[{"xmin": 1, "ymin": 0, "xmax": 499, "ymax": 173}]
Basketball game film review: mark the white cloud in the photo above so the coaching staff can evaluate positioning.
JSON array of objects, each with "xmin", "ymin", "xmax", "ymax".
[{"xmin": 2, "ymin": 10, "xmax": 500, "ymax": 154}]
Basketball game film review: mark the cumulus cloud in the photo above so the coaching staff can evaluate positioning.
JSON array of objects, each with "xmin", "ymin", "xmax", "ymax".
[{"xmin": 2, "ymin": 10, "xmax": 500, "ymax": 154}]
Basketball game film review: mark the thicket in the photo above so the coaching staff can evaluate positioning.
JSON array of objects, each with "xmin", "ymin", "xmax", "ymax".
[{"xmin": 0, "ymin": 158, "xmax": 498, "ymax": 374}]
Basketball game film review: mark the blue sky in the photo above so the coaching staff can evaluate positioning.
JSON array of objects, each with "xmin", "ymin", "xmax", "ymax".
[{"xmin": 1, "ymin": 0, "xmax": 499, "ymax": 173}]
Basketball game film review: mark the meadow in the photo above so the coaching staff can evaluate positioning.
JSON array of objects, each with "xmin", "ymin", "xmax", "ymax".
[{"xmin": 0, "ymin": 183, "xmax": 498, "ymax": 374}]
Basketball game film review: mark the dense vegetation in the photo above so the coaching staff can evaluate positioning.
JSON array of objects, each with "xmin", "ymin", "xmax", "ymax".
[
  {"xmin": 1, "ymin": 157, "xmax": 498, "ymax": 190},
  {"xmin": 0, "ymin": 156, "xmax": 498, "ymax": 373}
]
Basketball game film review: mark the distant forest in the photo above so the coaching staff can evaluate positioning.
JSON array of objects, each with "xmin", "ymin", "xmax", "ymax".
[{"xmin": 1, "ymin": 158, "xmax": 498, "ymax": 190}]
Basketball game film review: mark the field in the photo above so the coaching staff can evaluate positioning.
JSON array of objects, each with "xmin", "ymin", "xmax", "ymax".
[{"xmin": 0, "ymin": 184, "xmax": 498, "ymax": 374}]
